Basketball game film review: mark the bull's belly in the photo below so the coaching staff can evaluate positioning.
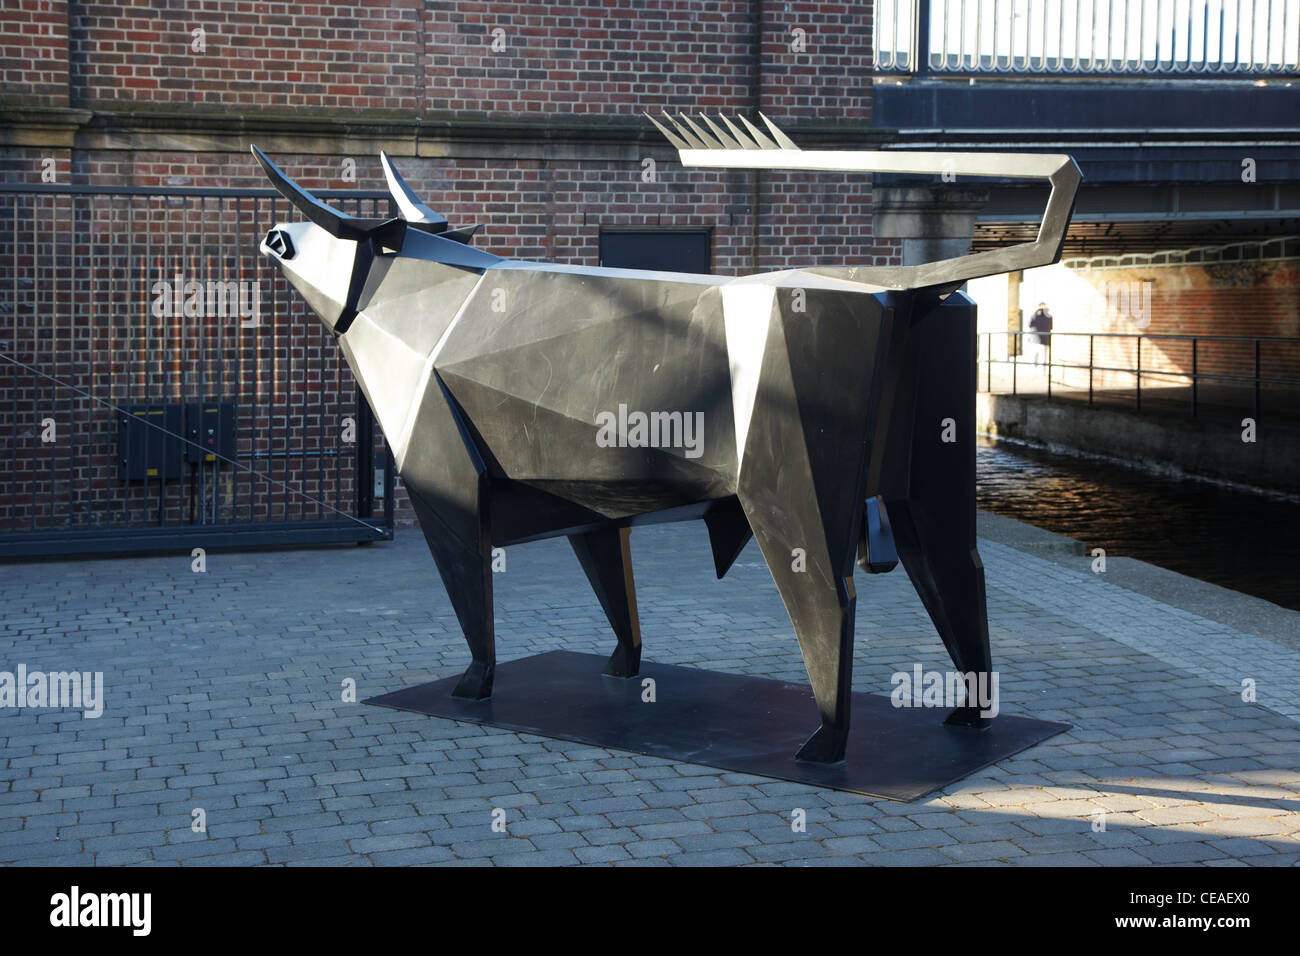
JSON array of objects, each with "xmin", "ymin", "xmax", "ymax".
[
  {"xmin": 467, "ymin": 398, "xmax": 739, "ymax": 525},
  {"xmin": 435, "ymin": 267, "xmax": 739, "ymax": 471}
]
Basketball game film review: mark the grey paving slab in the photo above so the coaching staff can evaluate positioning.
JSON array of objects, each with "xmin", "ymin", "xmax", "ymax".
[{"xmin": 1, "ymin": 514, "xmax": 1297, "ymax": 866}]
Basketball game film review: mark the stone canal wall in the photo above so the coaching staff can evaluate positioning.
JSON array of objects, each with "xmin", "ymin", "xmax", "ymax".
[{"xmin": 977, "ymin": 392, "xmax": 1300, "ymax": 496}]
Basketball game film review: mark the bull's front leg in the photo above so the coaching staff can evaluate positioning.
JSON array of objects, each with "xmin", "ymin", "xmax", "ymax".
[{"xmin": 400, "ymin": 375, "xmax": 496, "ymax": 700}]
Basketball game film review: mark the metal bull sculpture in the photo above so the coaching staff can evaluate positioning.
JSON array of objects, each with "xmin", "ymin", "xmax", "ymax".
[{"xmin": 253, "ymin": 113, "xmax": 1079, "ymax": 763}]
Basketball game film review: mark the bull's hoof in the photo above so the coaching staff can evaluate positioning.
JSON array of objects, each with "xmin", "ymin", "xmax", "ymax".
[
  {"xmin": 944, "ymin": 705, "xmax": 991, "ymax": 729},
  {"xmin": 794, "ymin": 724, "xmax": 848, "ymax": 764},
  {"xmin": 602, "ymin": 644, "xmax": 641, "ymax": 679},
  {"xmin": 451, "ymin": 661, "xmax": 494, "ymax": 700}
]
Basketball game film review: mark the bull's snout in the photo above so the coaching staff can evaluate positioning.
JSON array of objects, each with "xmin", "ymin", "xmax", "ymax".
[{"xmin": 261, "ymin": 227, "xmax": 296, "ymax": 260}]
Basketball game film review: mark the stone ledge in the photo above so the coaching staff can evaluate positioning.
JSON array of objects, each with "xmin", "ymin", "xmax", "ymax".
[
  {"xmin": 0, "ymin": 107, "xmax": 899, "ymax": 161},
  {"xmin": 976, "ymin": 507, "xmax": 1300, "ymax": 653},
  {"xmin": 0, "ymin": 107, "xmax": 93, "ymax": 148}
]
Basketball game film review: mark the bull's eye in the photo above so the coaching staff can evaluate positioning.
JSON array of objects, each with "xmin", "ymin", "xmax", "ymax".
[{"xmin": 265, "ymin": 228, "xmax": 295, "ymax": 259}]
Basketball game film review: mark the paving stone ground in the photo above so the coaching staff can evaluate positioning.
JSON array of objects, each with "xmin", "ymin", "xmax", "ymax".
[{"xmin": 1, "ymin": 512, "xmax": 1297, "ymax": 866}]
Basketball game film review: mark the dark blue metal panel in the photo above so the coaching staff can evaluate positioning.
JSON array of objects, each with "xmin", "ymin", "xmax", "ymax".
[{"xmin": 875, "ymin": 82, "xmax": 1300, "ymax": 135}]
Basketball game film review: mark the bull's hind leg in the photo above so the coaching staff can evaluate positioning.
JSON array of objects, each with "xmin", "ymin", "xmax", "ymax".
[
  {"xmin": 569, "ymin": 526, "xmax": 642, "ymax": 678},
  {"xmin": 733, "ymin": 289, "xmax": 889, "ymax": 763},
  {"xmin": 882, "ymin": 293, "xmax": 992, "ymax": 726},
  {"xmin": 401, "ymin": 376, "xmax": 496, "ymax": 700},
  {"xmin": 886, "ymin": 499, "xmax": 991, "ymax": 727}
]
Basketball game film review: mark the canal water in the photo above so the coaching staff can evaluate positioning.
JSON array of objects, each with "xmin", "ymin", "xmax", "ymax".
[{"xmin": 975, "ymin": 437, "xmax": 1300, "ymax": 612}]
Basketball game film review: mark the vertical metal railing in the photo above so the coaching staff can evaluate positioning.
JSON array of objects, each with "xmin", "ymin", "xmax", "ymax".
[
  {"xmin": 876, "ymin": 0, "xmax": 1300, "ymax": 75},
  {"xmin": 1191, "ymin": 337, "xmax": 1199, "ymax": 416},
  {"xmin": 1136, "ymin": 335, "xmax": 1143, "ymax": 412},
  {"xmin": 0, "ymin": 185, "xmax": 397, "ymax": 557}
]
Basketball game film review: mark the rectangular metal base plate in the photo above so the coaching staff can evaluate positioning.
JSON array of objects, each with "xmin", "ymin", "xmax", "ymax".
[{"xmin": 365, "ymin": 651, "xmax": 1070, "ymax": 801}]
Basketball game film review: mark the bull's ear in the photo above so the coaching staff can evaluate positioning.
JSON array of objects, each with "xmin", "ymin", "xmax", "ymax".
[
  {"xmin": 369, "ymin": 217, "xmax": 408, "ymax": 256},
  {"xmin": 251, "ymin": 145, "xmax": 364, "ymax": 240},
  {"xmin": 379, "ymin": 151, "xmax": 449, "ymax": 230},
  {"xmin": 442, "ymin": 224, "xmax": 482, "ymax": 245}
]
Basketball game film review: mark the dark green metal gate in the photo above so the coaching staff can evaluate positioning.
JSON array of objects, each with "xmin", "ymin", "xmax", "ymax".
[{"xmin": 0, "ymin": 184, "xmax": 395, "ymax": 557}]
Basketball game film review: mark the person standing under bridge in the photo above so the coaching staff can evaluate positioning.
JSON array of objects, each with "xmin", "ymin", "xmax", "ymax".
[{"xmin": 1029, "ymin": 302, "xmax": 1053, "ymax": 367}]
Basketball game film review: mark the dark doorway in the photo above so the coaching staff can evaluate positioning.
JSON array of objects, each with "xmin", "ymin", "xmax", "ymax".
[{"xmin": 599, "ymin": 229, "xmax": 712, "ymax": 274}]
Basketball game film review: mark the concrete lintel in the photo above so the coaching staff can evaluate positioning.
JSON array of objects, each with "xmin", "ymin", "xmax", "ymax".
[
  {"xmin": 873, "ymin": 184, "xmax": 990, "ymax": 239},
  {"xmin": 872, "ymin": 184, "xmax": 990, "ymax": 266}
]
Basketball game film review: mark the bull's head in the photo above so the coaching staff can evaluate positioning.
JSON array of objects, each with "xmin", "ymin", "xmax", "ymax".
[{"xmin": 252, "ymin": 145, "xmax": 494, "ymax": 335}]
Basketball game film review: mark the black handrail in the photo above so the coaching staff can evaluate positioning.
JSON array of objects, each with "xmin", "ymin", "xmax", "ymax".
[
  {"xmin": 0, "ymin": 184, "xmax": 388, "ymax": 199},
  {"xmin": 979, "ymin": 330, "xmax": 1300, "ymax": 423}
]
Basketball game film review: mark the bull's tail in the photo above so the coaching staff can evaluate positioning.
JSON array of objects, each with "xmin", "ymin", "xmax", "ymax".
[{"xmin": 647, "ymin": 112, "xmax": 1080, "ymax": 294}]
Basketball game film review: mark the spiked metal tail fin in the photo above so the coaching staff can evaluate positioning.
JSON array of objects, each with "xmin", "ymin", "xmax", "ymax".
[
  {"xmin": 646, "ymin": 113, "xmax": 1081, "ymax": 290},
  {"xmin": 645, "ymin": 112, "xmax": 793, "ymax": 151}
]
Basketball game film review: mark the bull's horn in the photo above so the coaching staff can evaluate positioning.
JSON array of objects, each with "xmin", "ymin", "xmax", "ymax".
[
  {"xmin": 250, "ymin": 145, "xmax": 365, "ymax": 240},
  {"xmin": 379, "ymin": 151, "xmax": 448, "ymax": 230}
]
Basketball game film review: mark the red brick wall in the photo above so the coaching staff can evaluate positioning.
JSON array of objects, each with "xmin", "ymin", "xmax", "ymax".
[
  {"xmin": 1032, "ymin": 258, "xmax": 1300, "ymax": 398},
  {"xmin": 25, "ymin": 1, "xmax": 874, "ymax": 120},
  {"xmin": 760, "ymin": 1, "xmax": 872, "ymax": 120},
  {"xmin": 760, "ymin": 169, "xmax": 897, "ymax": 270},
  {"xmin": 0, "ymin": 147, "xmax": 71, "ymax": 185},
  {"xmin": 0, "ymin": 0, "xmax": 69, "ymax": 106},
  {"xmin": 0, "ymin": 0, "xmax": 893, "ymax": 539},
  {"xmin": 68, "ymin": 0, "xmax": 423, "ymax": 112},
  {"xmin": 427, "ymin": 0, "xmax": 755, "ymax": 117}
]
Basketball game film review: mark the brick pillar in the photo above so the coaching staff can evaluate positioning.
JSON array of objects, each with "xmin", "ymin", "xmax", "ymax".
[{"xmin": 1007, "ymin": 269, "xmax": 1023, "ymax": 357}]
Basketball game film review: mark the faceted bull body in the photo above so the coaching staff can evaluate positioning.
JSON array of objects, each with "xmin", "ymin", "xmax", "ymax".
[{"xmin": 254, "ymin": 115, "xmax": 1079, "ymax": 763}]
